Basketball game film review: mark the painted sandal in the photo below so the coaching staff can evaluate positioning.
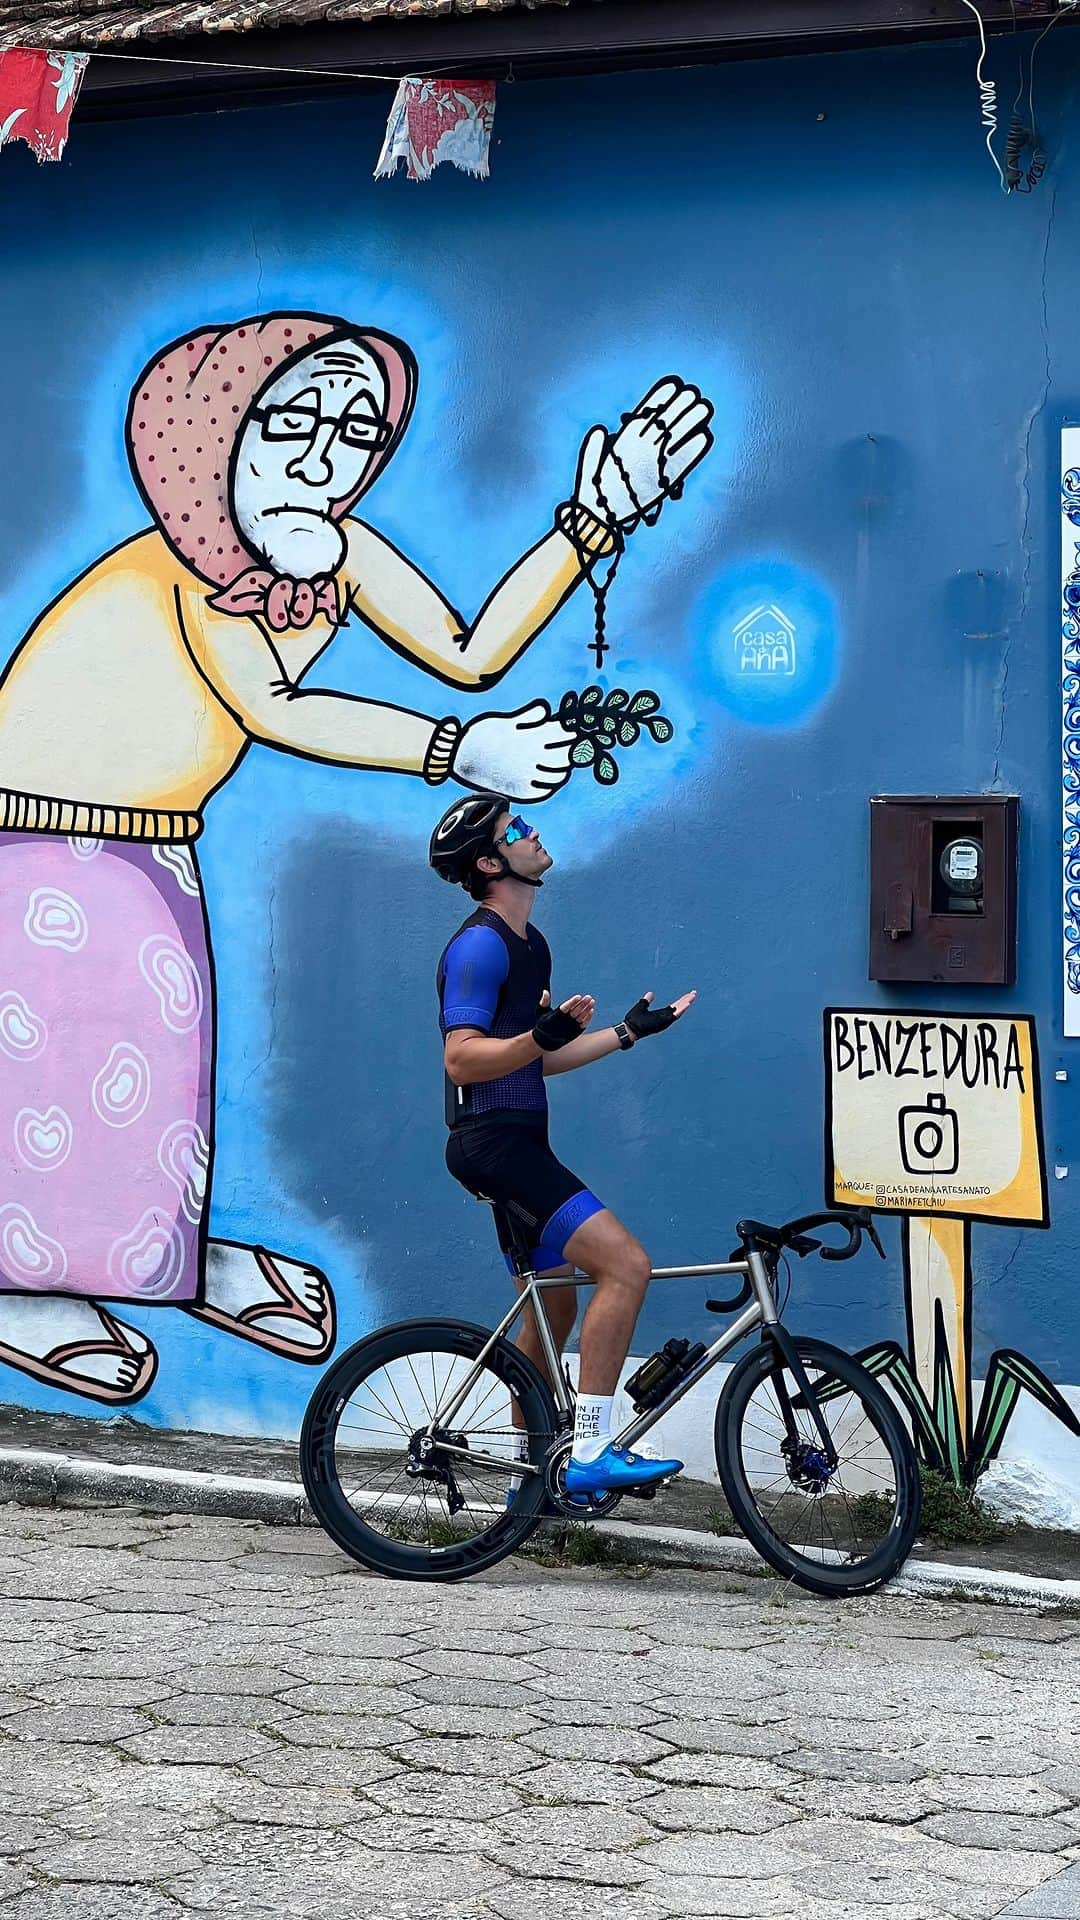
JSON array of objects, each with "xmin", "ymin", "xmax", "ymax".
[
  {"xmin": 185, "ymin": 1244, "xmax": 336, "ymax": 1363},
  {"xmin": 0, "ymin": 1306, "xmax": 158, "ymax": 1405}
]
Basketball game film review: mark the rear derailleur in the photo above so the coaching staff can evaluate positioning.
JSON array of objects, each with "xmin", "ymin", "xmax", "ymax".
[{"xmin": 405, "ymin": 1428, "xmax": 470, "ymax": 1517}]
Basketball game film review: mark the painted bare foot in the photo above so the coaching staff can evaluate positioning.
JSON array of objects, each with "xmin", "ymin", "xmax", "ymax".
[
  {"xmin": 185, "ymin": 1240, "xmax": 335, "ymax": 1363},
  {"xmin": 0, "ymin": 1294, "xmax": 157, "ymax": 1404}
]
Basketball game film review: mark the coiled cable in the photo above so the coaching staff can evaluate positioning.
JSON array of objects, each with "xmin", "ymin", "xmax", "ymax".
[{"xmin": 959, "ymin": 0, "xmax": 1007, "ymax": 191}]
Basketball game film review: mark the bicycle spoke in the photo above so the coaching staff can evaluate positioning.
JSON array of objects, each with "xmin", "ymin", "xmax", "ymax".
[
  {"xmin": 466, "ymin": 1370, "xmax": 507, "ymax": 1427},
  {"xmin": 832, "ymin": 1473, "xmax": 866, "ymax": 1559},
  {"xmin": 354, "ymin": 1377, "xmax": 413, "ymax": 1438},
  {"xmin": 336, "ymin": 1422, "xmax": 410, "ymax": 1442},
  {"xmin": 403, "ymin": 1352, "xmax": 431, "ymax": 1420}
]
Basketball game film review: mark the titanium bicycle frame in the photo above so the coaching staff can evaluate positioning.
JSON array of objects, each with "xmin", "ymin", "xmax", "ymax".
[{"xmin": 419, "ymin": 1248, "xmax": 834, "ymax": 1483}]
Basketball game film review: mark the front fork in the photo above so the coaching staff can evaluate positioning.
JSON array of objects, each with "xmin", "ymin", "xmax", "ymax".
[{"xmin": 762, "ymin": 1322, "xmax": 838, "ymax": 1465}]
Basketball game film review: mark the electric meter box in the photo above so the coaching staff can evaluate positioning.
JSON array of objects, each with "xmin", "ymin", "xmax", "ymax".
[{"xmin": 868, "ymin": 795, "xmax": 1019, "ymax": 986}]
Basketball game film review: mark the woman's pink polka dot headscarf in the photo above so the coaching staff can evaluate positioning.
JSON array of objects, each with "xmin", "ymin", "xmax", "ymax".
[{"xmin": 126, "ymin": 314, "xmax": 416, "ymax": 632}]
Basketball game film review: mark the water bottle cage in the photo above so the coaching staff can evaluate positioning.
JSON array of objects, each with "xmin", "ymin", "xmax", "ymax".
[{"xmin": 626, "ymin": 1338, "xmax": 707, "ymax": 1411}]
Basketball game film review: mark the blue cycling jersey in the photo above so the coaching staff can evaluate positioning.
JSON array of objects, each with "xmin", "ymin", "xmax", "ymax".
[{"xmin": 437, "ymin": 908, "xmax": 551, "ymax": 1127}]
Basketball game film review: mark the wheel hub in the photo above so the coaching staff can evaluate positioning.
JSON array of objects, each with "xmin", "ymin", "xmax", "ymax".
[{"xmin": 782, "ymin": 1439, "xmax": 837, "ymax": 1495}]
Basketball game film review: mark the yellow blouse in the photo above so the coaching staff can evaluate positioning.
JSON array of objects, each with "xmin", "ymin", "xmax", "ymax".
[{"xmin": 0, "ymin": 518, "xmax": 582, "ymax": 817}]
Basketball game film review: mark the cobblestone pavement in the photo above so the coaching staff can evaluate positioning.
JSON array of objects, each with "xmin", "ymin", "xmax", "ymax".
[{"xmin": 1, "ymin": 1507, "xmax": 1079, "ymax": 1920}]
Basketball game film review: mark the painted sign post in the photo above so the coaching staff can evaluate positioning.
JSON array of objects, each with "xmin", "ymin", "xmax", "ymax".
[{"xmin": 824, "ymin": 1010, "xmax": 1076, "ymax": 1485}]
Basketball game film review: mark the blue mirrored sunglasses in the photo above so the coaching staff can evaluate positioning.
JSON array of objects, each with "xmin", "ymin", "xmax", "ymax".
[{"xmin": 494, "ymin": 815, "xmax": 533, "ymax": 848}]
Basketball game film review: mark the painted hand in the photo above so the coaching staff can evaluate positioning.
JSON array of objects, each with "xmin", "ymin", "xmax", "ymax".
[
  {"xmin": 574, "ymin": 378, "xmax": 714, "ymax": 531},
  {"xmin": 453, "ymin": 700, "xmax": 575, "ymax": 801}
]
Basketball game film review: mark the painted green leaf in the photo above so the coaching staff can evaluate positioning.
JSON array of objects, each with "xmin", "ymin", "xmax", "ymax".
[
  {"xmin": 970, "ymin": 1365, "xmax": 1021, "ymax": 1481},
  {"xmin": 594, "ymin": 751, "xmax": 619, "ymax": 784},
  {"xmin": 932, "ymin": 1303, "xmax": 966, "ymax": 1486},
  {"xmin": 629, "ymin": 690, "xmax": 661, "ymax": 717},
  {"xmin": 598, "ymin": 713, "xmax": 618, "ymax": 738},
  {"xmin": 571, "ymin": 738, "xmax": 595, "ymax": 766},
  {"xmin": 617, "ymin": 719, "xmax": 640, "ymax": 747},
  {"xmin": 825, "ymin": 1340, "xmax": 949, "ymax": 1472},
  {"xmin": 646, "ymin": 715, "xmax": 674, "ymax": 744},
  {"xmin": 972, "ymin": 1347, "xmax": 1080, "ymax": 1479},
  {"xmin": 558, "ymin": 692, "xmax": 578, "ymax": 724},
  {"xmin": 581, "ymin": 685, "xmax": 603, "ymax": 708},
  {"xmin": 992, "ymin": 1351, "xmax": 1080, "ymax": 1431},
  {"xmin": 605, "ymin": 688, "xmax": 630, "ymax": 710}
]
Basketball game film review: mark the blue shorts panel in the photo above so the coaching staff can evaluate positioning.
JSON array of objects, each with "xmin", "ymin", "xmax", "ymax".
[{"xmin": 502, "ymin": 1189, "xmax": 605, "ymax": 1274}]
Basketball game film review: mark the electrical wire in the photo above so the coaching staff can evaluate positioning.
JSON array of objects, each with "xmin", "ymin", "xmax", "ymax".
[
  {"xmin": 1004, "ymin": 9, "xmax": 1058, "ymax": 190},
  {"xmin": 778, "ymin": 1253, "xmax": 792, "ymax": 1322},
  {"xmin": 958, "ymin": 0, "xmax": 1007, "ymax": 191},
  {"xmin": 55, "ymin": 44, "xmax": 484, "ymax": 83}
]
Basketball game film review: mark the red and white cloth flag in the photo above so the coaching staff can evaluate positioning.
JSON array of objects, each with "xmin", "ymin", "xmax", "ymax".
[
  {"xmin": 375, "ymin": 76, "xmax": 495, "ymax": 182},
  {"xmin": 0, "ymin": 47, "xmax": 88, "ymax": 163}
]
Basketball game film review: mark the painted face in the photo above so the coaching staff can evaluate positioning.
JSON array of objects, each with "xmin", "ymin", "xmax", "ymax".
[{"xmin": 232, "ymin": 340, "xmax": 391, "ymax": 578}]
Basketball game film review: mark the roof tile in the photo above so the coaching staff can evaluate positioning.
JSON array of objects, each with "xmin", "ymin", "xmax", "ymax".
[{"xmin": 0, "ymin": 0, "xmax": 574, "ymax": 51}]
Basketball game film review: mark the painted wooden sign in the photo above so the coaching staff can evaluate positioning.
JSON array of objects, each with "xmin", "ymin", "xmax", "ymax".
[
  {"xmin": 820, "ymin": 1009, "xmax": 1075, "ymax": 1491},
  {"xmin": 824, "ymin": 1009, "xmax": 1047, "ymax": 1229}
]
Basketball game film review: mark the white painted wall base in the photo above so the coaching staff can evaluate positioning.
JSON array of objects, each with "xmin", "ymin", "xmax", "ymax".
[{"xmin": 598, "ymin": 1354, "xmax": 1080, "ymax": 1530}]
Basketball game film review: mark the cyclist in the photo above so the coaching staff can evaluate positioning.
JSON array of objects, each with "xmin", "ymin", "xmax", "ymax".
[{"xmin": 430, "ymin": 792, "xmax": 695, "ymax": 1497}]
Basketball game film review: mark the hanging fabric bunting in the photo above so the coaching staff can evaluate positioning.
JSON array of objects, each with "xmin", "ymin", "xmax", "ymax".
[
  {"xmin": 0, "ymin": 48, "xmax": 88, "ymax": 163},
  {"xmin": 375, "ymin": 77, "xmax": 496, "ymax": 182}
]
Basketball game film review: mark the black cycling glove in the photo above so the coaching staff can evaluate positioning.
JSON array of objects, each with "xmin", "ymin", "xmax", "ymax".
[
  {"xmin": 532, "ymin": 1004, "xmax": 583, "ymax": 1051},
  {"xmin": 623, "ymin": 995, "xmax": 679, "ymax": 1040}
]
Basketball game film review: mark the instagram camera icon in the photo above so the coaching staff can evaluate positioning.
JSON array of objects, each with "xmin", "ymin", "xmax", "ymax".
[{"xmin": 898, "ymin": 1092, "xmax": 959, "ymax": 1177}]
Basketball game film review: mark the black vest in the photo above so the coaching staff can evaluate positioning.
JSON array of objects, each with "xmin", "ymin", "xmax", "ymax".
[{"xmin": 437, "ymin": 908, "xmax": 551, "ymax": 1127}]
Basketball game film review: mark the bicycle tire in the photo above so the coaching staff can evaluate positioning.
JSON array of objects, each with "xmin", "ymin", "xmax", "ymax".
[
  {"xmin": 714, "ymin": 1336, "xmax": 921, "ymax": 1596},
  {"xmin": 300, "ymin": 1317, "xmax": 560, "ymax": 1582}
]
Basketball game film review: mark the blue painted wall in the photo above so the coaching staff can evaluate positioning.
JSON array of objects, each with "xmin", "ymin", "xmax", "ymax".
[{"xmin": 2, "ymin": 32, "xmax": 1079, "ymax": 1435}]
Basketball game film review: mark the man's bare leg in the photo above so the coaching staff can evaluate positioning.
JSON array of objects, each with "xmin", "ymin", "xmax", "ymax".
[
  {"xmin": 564, "ymin": 1210, "xmax": 651, "ymax": 1396},
  {"xmin": 561, "ymin": 1208, "xmax": 681, "ymax": 1487},
  {"xmin": 513, "ymin": 1268, "xmax": 578, "ymax": 1388},
  {"xmin": 509, "ymin": 1271, "xmax": 577, "ymax": 1478}
]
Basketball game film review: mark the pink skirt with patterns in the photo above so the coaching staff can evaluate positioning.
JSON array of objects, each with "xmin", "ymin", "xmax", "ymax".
[{"xmin": 0, "ymin": 831, "xmax": 213, "ymax": 1304}]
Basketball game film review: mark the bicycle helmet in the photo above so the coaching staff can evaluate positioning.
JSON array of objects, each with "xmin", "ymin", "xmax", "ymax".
[{"xmin": 428, "ymin": 793, "xmax": 510, "ymax": 887}]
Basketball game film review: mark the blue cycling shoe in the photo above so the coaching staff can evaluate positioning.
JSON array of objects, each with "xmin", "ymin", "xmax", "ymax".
[{"xmin": 563, "ymin": 1443, "xmax": 683, "ymax": 1497}]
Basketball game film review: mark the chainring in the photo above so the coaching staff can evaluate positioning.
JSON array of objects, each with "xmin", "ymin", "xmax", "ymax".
[{"xmin": 544, "ymin": 1439, "xmax": 623, "ymax": 1520}]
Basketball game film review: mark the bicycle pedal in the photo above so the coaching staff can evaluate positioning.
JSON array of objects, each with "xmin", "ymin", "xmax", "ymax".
[{"xmin": 625, "ymin": 1484, "xmax": 658, "ymax": 1500}]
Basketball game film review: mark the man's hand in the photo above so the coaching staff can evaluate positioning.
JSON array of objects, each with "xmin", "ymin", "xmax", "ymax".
[
  {"xmin": 454, "ymin": 701, "xmax": 575, "ymax": 801},
  {"xmin": 532, "ymin": 989, "xmax": 596, "ymax": 1052},
  {"xmin": 624, "ymin": 989, "xmax": 697, "ymax": 1040},
  {"xmin": 575, "ymin": 378, "xmax": 714, "ymax": 532}
]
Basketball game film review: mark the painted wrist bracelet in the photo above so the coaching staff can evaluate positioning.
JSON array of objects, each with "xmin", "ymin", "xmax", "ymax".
[
  {"xmin": 423, "ymin": 716, "xmax": 463, "ymax": 786},
  {"xmin": 555, "ymin": 500, "xmax": 620, "ymax": 561}
]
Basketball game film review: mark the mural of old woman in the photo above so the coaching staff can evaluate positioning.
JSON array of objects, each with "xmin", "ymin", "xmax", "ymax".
[{"xmin": 0, "ymin": 310, "xmax": 714, "ymax": 1405}]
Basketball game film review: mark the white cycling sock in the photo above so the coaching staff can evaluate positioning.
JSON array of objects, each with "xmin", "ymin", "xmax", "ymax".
[
  {"xmin": 571, "ymin": 1393, "xmax": 614, "ymax": 1464},
  {"xmin": 508, "ymin": 1428, "xmax": 529, "ymax": 1494}
]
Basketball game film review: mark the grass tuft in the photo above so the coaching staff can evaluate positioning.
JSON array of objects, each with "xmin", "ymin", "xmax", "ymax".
[
  {"xmin": 705, "ymin": 1504, "xmax": 741, "ymax": 1538},
  {"xmin": 850, "ymin": 1468, "xmax": 1012, "ymax": 1549}
]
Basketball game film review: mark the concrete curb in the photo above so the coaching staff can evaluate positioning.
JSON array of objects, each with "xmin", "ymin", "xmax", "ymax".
[{"xmin": 2, "ymin": 1444, "xmax": 1079, "ymax": 1612}]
